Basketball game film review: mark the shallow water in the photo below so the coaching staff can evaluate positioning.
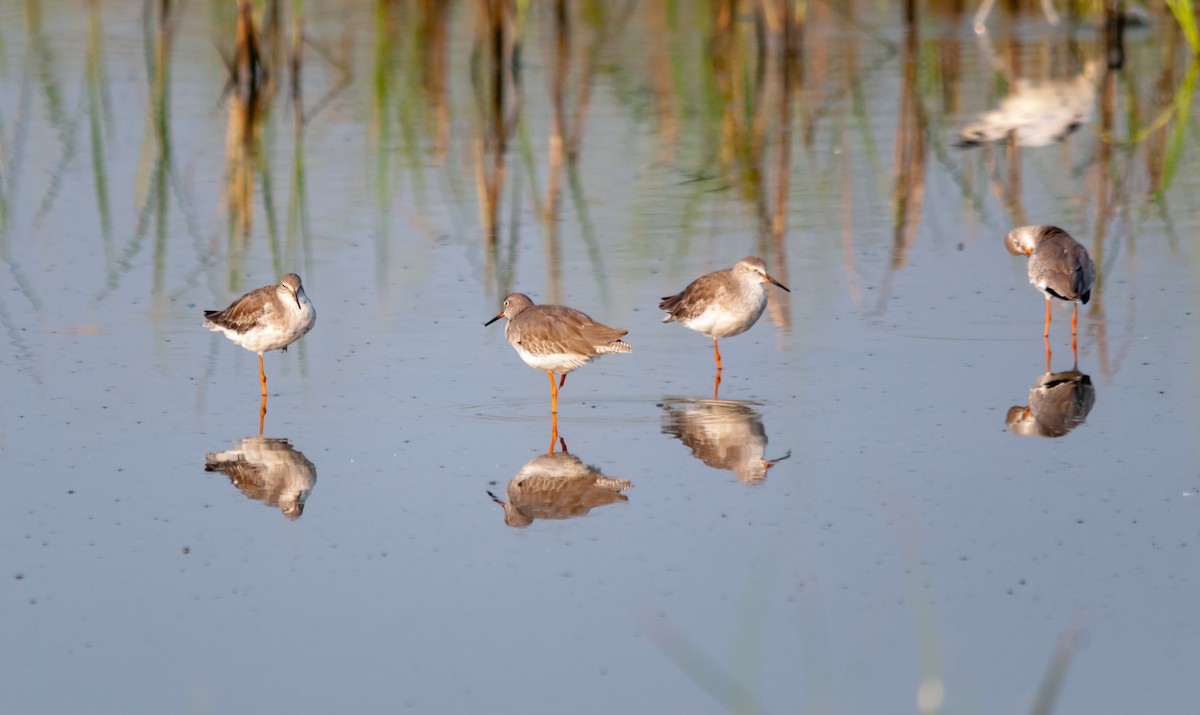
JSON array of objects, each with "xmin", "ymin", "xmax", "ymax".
[{"xmin": 3, "ymin": 2, "xmax": 1200, "ymax": 713}]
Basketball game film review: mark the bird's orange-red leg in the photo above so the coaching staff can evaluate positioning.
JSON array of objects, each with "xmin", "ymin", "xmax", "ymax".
[
  {"xmin": 547, "ymin": 371, "xmax": 559, "ymax": 415},
  {"xmin": 712, "ymin": 369, "xmax": 722, "ymax": 400},
  {"xmin": 258, "ymin": 353, "xmax": 268, "ymax": 396},
  {"xmin": 559, "ymin": 374, "xmax": 567, "ymax": 388},
  {"xmin": 713, "ymin": 337, "xmax": 723, "ymax": 370},
  {"xmin": 1044, "ymin": 335, "xmax": 1052, "ymax": 374},
  {"xmin": 1043, "ymin": 297, "xmax": 1052, "ymax": 338}
]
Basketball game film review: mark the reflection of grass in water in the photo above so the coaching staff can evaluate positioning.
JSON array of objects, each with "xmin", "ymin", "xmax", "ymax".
[
  {"xmin": 258, "ymin": 137, "xmax": 283, "ymax": 277},
  {"xmin": 1156, "ymin": 59, "xmax": 1198, "ymax": 201},
  {"xmin": 0, "ymin": 24, "xmax": 42, "ymax": 312},
  {"xmin": 11, "ymin": 1, "xmax": 1200, "ymax": 295},
  {"xmin": 288, "ymin": 129, "xmax": 312, "ymax": 277},
  {"xmin": 27, "ymin": 0, "xmax": 80, "ymax": 230},
  {"xmin": 128, "ymin": 3, "xmax": 188, "ymax": 297},
  {"xmin": 99, "ymin": 0, "xmax": 197, "ymax": 302},
  {"xmin": 649, "ymin": 618, "xmax": 765, "ymax": 714},
  {"xmin": 86, "ymin": 0, "xmax": 112, "ymax": 255},
  {"xmin": 0, "ymin": 294, "xmax": 42, "ymax": 386},
  {"xmin": 369, "ymin": 0, "xmax": 455, "ymax": 288},
  {"xmin": 370, "ymin": 1, "xmax": 400, "ymax": 287},
  {"xmin": 0, "ymin": 65, "xmax": 43, "ymax": 374},
  {"xmin": 648, "ymin": 550, "xmax": 1083, "ymax": 715}
]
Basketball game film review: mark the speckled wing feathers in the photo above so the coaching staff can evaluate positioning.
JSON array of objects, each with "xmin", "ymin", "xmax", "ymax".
[
  {"xmin": 203, "ymin": 285, "xmax": 277, "ymax": 334},
  {"xmin": 204, "ymin": 456, "xmax": 266, "ymax": 487},
  {"xmin": 511, "ymin": 305, "xmax": 631, "ymax": 357},
  {"xmin": 659, "ymin": 270, "xmax": 728, "ymax": 323},
  {"xmin": 1029, "ymin": 227, "xmax": 1094, "ymax": 304}
]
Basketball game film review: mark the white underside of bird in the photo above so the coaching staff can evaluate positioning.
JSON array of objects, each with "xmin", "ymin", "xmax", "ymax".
[
  {"xmin": 204, "ymin": 293, "xmax": 315, "ymax": 354},
  {"xmin": 668, "ymin": 282, "xmax": 767, "ymax": 338},
  {"xmin": 511, "ymin": 346, "xmax": 593, "ymax": 375}
]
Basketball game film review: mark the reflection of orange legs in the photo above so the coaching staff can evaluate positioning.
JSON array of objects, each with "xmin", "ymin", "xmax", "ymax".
[
  {"xmin": 1071, "ymin": 302, "xmax": 1079, "ymax": 355},
  {"xmin": 1042, "ymin": 297, "xmax": 1052, "ymax": 338},
  {"xmin": 1071, "ymin": 311, "xmax": 1079, "ymax": 368},
  {"xmin": 546, "ymin": 418, "xmax": 568, "ymax": 455},
  {"xmin": 1044, "ymin": 335, "xmax": 1052, "ymax": 374},
  {"xmin": 547, "ymin": 414, "xmax": 559, "ymax": 455},
  {"xmin": 258, "ymin": 393, "xmax": 267, "ymax": 437}
]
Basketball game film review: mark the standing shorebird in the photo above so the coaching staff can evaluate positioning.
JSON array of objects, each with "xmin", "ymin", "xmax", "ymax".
[
  {"xmin": 1005, "ymin": 225, "xmax": 1095, "ymax": 339},
  {"xmin": 203, "ymin": 273, "xmax": 316, "ymax": 396},
  {"xmin": 484, "ymin": 293, "xmax": 631, "ymax": 414},
  {"xmin": 659, "ymin": 256, "xmax": 790, "ymax": 372}
]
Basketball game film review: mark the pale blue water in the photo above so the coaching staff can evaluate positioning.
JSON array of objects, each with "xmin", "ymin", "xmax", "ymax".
[{"xmin": 2, "ymin": 2, "xmax": 1199, "ymax": 713}]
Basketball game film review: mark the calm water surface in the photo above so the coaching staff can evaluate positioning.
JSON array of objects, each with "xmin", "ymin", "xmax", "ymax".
[{"xmin": 3, "ymin": 2, "xmax": 1200, "ymax": 713}]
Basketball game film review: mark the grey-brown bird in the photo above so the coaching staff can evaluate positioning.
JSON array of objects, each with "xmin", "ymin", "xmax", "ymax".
[
  {"xmin": 485, "ymin": 293, "xmax": 632, "ymax": 414},
  {"xmin": 659, "ymin": 256, "xmax": 789, "ymax": 371},
  {"xmin": 1005, "ymin": 225, "xmax": 1095, "ymax": 338},
  {"xmin": 203, "ymin": 273, "xmax": 316, "ymax": 396}
]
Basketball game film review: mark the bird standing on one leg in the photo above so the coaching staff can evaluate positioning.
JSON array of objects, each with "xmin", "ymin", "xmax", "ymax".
[
  {"xmin": 659, "ymin": 256, "xmax": 790, "ymax": 374},
  {"xmin": 203, "ymin": 273, "xmax": 316, "ymax": 396},
  {"xmin": 485, "ymin": 293, "xmax": 631, "ymax": 415},
  {"xmin": 1004, "ymin": 225, "xmax": 1095, "ymax": 342}
]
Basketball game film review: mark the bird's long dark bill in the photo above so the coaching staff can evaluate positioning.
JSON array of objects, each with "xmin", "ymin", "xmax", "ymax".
[
  {"xmin": 484, "ymin": 313, "xmax": 504, "ymax": 327},
  {"xmin": 767, "ymin": 275, "xmax": 791, "ymax": 292}
]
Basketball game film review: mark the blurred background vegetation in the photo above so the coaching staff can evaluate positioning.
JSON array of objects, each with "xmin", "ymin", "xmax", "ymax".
[{"xmin": 2, "ymin": 0, "xmax": 1197, "ymax": 305}]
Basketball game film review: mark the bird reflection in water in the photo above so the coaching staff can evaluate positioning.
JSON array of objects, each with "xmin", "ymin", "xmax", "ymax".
[
  {"xmin": 487, "ymin": 435, "xmax": 631, "ymax": 528},
  {"xmin": 661, "ymin": 398, "xmax": 790, "ymax": 484},
  {"xmin": 205, "ymin": 437, "xmax": 317, "ymax": 519},
  {"xmin": 1007, "ymin": 367, "xmax": 1096, "ymax": 438},
  {"xmin": 957, "ymin": 61, "xmax": 1100, "ymax": 149}
]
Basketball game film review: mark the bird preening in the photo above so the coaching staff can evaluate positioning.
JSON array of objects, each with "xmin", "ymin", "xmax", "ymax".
[{"xmin": 1005, "ymin": 225, "xmax": 1094, "ymax": 339}]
